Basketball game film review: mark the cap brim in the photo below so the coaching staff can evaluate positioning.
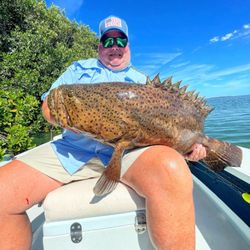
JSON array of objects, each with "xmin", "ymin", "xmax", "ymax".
[{"xmin": 100, "ymin": 28, "xmax": 128, "ymax": 39}]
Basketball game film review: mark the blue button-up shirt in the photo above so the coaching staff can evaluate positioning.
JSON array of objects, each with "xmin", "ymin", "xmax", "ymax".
[{"xmin": 42, "ymin": 58, "xmax": 147, "ymax": 175}]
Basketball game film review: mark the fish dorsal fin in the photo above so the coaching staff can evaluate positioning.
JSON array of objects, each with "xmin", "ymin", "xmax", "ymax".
[
  {"xmin": 173, "ymin": 80, "xmax": 182, "ymax": 88},
  {"xmin": 151, "ymin": 74, "xmax": 161, "ymax": 86},
  {"xmin": 146, "ymin": 76, "xmax": 153, "ymax": 85},
  {"xmin": 149, "ymin": 74, "xmax": 213, "ymax": 117},
  {"xmin": 162, "ymin": 76, "xmax": 173, "ymax": 87},
  {"xmin": 180, "ymin": 85, "xmax": 188, "ymax": 94}
]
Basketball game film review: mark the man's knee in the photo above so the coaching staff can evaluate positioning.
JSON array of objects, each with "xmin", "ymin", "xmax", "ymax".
[
  {"xmin": 122, "ymin": 145, "xmax": 193, "ymax": 197},
  {"xmin": 0, "ymin": 163, "xmax": 15, "ymax": 214},
  {"xmin": 0, "ymin": 160, "xmax": 38, "ymax": 214}
]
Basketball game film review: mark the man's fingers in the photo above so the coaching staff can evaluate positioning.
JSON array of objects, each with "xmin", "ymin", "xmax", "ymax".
[{"xmin": 184, "ymin": 144, "xmax": 206, "ymax": 161}]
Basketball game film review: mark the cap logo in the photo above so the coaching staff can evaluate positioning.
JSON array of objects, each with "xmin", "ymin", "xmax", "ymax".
[{"xmin": 105, "ymin": 17, "xmax": 122, "ymax": 28}]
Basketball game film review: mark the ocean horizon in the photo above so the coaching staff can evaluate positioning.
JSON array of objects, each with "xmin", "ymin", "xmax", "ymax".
[{"xmin": 205, "ymin": 94, "xmax": 250, "ymax": 148}]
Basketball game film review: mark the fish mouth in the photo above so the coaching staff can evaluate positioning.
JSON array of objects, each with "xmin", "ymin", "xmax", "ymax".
[
  {"xmin": 47, "ymin": 89, "xmax": 55, "ymax": 113},
  {"xmin": 48, "ymin": 88, "xmax": 59, "ymax": 122},
  {"xmin": 48, "ymin": 88, "xmax": 66, "ymax": 126}
]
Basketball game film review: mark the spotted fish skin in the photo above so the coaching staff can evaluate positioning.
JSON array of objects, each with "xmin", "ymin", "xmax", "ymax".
[{"xmin": 48, "ymin": 76, "xmax": 242, "ymax": 196}]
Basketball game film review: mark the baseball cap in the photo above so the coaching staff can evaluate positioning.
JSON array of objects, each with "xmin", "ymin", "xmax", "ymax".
[{"xmin": 99, "ymin": 16, "xmax": 128, "ymax": 39}]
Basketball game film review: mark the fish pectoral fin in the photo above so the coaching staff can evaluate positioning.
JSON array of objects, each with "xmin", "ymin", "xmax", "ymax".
[
  {"xmin": 93, "ymin": 171, "xmax": 119, "ymax": 196},
  {"xmin": 93, "ymin": 139, "xmax": 134, "ymax": 196}
]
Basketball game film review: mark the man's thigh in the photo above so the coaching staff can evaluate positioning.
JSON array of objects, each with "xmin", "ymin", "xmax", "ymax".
[
  {"xmin": 16, "ymin": 142, "xmax": 104, "ymax": 183},
  {"xmin": 121, "ymin": 146, "xmax": 150, "ymax": 176},
  {"xmin": 16, "ymin": 142, "xmax": 152, "ymax": 183}
]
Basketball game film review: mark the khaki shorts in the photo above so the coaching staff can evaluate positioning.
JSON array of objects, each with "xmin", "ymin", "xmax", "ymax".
[{"xmin": 16, "ymin": 142, "xmax": 150, "ymax": 183}]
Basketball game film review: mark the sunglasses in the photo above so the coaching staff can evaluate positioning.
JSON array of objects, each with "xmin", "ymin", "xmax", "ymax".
[{"xmin": 101, "ymin": 36, "xmax": 128, "ymax": 48}]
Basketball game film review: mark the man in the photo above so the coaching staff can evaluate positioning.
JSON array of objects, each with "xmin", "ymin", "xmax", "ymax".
[{"xmin": 0, "ymin": 16, "xmax": 206, "ymax": 250}]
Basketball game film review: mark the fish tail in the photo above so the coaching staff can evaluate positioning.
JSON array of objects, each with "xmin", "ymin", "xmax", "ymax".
[
  {"xmin": 202, "ymin": 137, "xmax": 242, "ymax": 171},
  {"xmin": 93, "ymin": 170, "xmax": 119, "ymax": 196}
]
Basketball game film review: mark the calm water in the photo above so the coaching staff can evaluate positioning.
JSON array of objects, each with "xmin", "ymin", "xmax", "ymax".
[{"xmin": 205, "ymin": 95, "xmax": 250, "ymax": 148}]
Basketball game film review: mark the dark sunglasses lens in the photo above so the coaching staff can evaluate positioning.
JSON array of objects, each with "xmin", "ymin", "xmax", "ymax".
[
  {"xmin": 116, "ymin": 37, "xmax": 128, "ymax": 47},
  {"xmin": 103, "ymin": 37, "xmax": 114, "ymax": 48},
  {"xmin": 102, "ymin": 37, "xmax": 128, "ymax": 48}
]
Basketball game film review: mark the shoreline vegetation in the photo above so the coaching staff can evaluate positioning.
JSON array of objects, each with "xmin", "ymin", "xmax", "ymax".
[{"xmin": 0, "ymin": 0, "xmax": 99, "ymax": 160}]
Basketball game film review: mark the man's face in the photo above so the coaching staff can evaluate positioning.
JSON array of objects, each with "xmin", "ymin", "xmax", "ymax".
[{"xmin": 98, "ymin": 30, "xmax": 130, "ymax": 70}]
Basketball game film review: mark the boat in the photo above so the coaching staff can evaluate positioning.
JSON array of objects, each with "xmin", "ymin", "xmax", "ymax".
[{"xmin": 1, "ymin": 140, "xmax": 250, "ymax": 250}]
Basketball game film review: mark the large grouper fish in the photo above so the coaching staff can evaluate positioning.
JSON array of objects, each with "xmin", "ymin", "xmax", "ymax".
[{"xmin": 47, "ymin": 75, "xmax": 242, "ymax": 196}]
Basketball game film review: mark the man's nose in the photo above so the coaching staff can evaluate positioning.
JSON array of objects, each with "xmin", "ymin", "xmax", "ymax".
[{"xmin": 111, "ymin": 44, "xmax": 120, "ymax": 50}]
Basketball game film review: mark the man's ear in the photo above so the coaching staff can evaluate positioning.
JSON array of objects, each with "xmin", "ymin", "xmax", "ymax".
[{"xmin": 98, "ymin": 43, "xmax": 102, "ymax": 53}]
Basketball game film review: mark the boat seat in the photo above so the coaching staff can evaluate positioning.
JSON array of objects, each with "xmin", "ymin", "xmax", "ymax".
[{"xmin": 43, "ymin": 178, "xmax": 145, "ymax": 222}]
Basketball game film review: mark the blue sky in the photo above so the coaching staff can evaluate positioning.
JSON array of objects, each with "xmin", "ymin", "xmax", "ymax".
[{"xmin": 45, "ymin": 0, "xmax": 250, "ymax": 98}]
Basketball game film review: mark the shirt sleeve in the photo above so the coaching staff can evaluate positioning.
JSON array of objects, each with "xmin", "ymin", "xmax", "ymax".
[
  {"xmin": 125, "ymin": 67, "xmax": 147, "ymax": 84},
  {"xmin": 41, "ymin": 63, "xmax": 79, "ymax": 101}
]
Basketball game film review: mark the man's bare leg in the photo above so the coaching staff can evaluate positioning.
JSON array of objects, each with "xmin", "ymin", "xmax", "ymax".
[
  {"xmin": 122, "ymin": 146, "xmax": 195, "ymax": 250},
  {"xmin": 0, "ymin": 160, "xmax": 63, "ymax": 250}
]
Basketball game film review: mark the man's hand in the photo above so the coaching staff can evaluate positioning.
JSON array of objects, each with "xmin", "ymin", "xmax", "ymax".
[{"xmin": 184, "ymin": 143, "xmax": 207, "ymax": 161}]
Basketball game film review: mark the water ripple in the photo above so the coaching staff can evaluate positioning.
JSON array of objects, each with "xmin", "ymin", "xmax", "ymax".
[{"xmin": 205, "ymin": 95, "xmax": 250, "ymax": 148}]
